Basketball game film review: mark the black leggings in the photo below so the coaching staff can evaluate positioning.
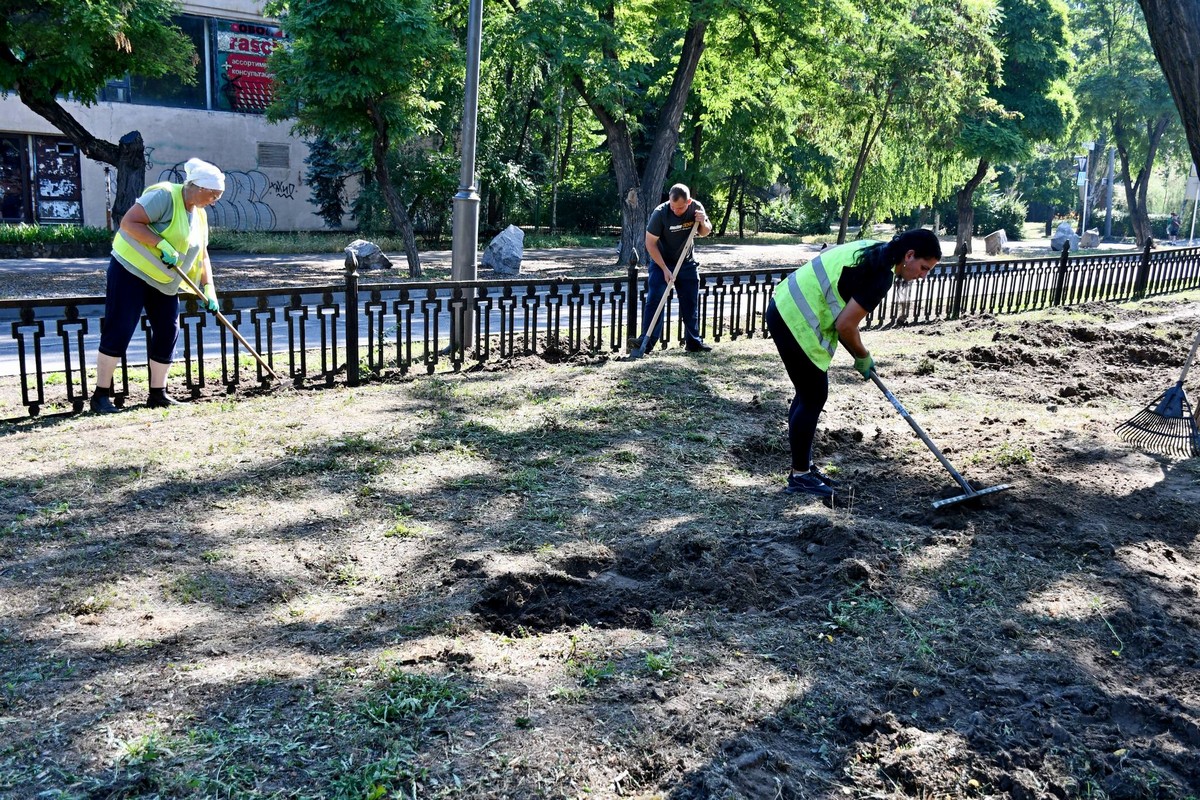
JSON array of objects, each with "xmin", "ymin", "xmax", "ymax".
[
  {"xmin": 765, "ymin": 299, "xmax": 828, "ymax": 472},
  {"xmin": 98, "ymin": 257, "xmax": 180, "ymax": 364}
]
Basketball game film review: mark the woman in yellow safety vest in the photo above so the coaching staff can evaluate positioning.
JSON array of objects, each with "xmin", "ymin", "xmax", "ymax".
[
  {"xmin": 765, "ymin": 229, "xmax": 942, "ymax": 498},
  {"xmin": 90, "ymin": 158, "xmax": 225, "ymax": 413}
]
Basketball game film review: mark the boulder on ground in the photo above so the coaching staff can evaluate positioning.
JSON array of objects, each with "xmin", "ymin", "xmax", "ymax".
[
  {"xmin": 344, "ymin": 239, "xmax": 394, "ymax": 270},
  {"xmin": 1079, "ymin": 229, "xmax": 1101, "ymax": 249},
  {"xmin": 483, "ymin": 224, "xmax": 525, "ymax": 275},
  {"xmin": 1050, "ymin": 222, "xmax": 1080, "ymax": 252},
  {"xmin": 984, "ymin": 229, "xmax": 1009, "ymax": 256}
]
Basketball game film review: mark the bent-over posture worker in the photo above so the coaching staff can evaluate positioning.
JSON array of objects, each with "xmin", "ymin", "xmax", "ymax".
[
  {"xmin": 765, "ymin": 229, "xmax": 942, "ymax": 498},
  {"xmin": 90, "ymin": 158, "xmax": 225, "ymax": 413}
]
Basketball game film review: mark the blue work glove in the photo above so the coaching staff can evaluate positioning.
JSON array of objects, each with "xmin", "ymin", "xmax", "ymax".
[
  {"xmin": 202, "ymin": 282, "xmax": 219, "ymax": 313},
  {"xmin": 157, "ymin": 240, "xmax": 179, "ymax": 266},
  {"xmin": 853, "ymin": 354, "xmax": 875, "ymax": 380}
]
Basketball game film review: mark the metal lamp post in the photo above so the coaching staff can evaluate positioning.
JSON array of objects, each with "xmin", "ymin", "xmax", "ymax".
[{"xmin": 450, "ymin": 0, "xmax": 484, "ymax": 349}]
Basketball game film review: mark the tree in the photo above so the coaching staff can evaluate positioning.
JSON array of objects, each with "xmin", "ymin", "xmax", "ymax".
[
  {"xmin": 951, "ymin": 0, "xmax": 1074, "ymax": 251},
  {"xmin": 1136, "ymin": 0, "xmax": 1200, "ymax": 185},
  {"xmin": 1074, "ymin": 0, "xmax": 1179, "ymax": 244},
  {"xmin": 0, "ymin": 0, "xmax": 196, "ymax": 223},
  {"xmin": 267, "ymin": 0, "xmax": 453, "ymax": 277},
  {"xmin": 798, "ymin": 0, "xmax": 1003, "ymax": 244}
]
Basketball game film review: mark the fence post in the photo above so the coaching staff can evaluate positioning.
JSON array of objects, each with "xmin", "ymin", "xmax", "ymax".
[
  {"xmin": 625, "ymin": 251, "xmax": 639, "ymax": 352},
  {"xmin": 344, "ymin": 249, "xmax": 360, "ymax": 387},
  {"xmin": 1052, "ymin": 238, "xmax": 1071, "ymax": 307},
  {"xmin": 1132, "ymin": 237, "xmax": 1153, "ymax": 299},
  {"xmin": 951, "ymin": 242, "xmax": 968, "ymax": 319}
]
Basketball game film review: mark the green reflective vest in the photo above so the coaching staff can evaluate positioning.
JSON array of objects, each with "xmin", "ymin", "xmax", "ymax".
[
  {"xmin": 772, "ymin": 240, "xmax": 876, "ymax": 372},
  {"xmin": 111, "ymin": 182, "xmax": 206, "ymax": 295}
]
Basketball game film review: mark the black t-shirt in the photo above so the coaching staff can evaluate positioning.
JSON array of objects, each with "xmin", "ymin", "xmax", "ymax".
[
  {"xmin": 646, "ymin": 200, "xmax": 704, "ymax": 267},
  {"xmin": 835, "ymin": 243, "xmax": 895, "ymax": 314}
]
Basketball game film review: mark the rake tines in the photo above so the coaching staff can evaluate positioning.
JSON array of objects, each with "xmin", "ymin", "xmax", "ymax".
[{"xmin": 1115, "ymin": 383, "xmax": 1200, "ymax": 457}]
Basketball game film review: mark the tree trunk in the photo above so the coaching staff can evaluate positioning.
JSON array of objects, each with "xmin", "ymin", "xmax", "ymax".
[
  {"xmin": 718, "ymin": 174, "xmax": 738, "ymax": 237},
  {"xmin": 837, "ymin": 89, "xmax": 893, "ymax": 245},
  {"xmin": 1114, "ymin": 115, "xmax": 1171, "ymax": 245},
  {"xmin": 16, "ymin": 89, "xmax": 145, "ymax": 225},
  {"xmin": 737, "ymin": 181, "xmax": 745, "ymax": 239},
  {"xmin": 549, "ymin": 86, "xmax": 565, "ymax": 234},
  {"xmin": 574, "ymin": 16, "xmax": 706, "ymax": 264},
  {"xmin": 955, "ymin": 158, "xmax": 990, "ymax": 254},
  {"xmin": 367, "ymin": 104, "xmax": 422, "ymax": 277},
  {"xmin": 1137, "ymin": 0, "xmax": 1200, "ymax": 179}
]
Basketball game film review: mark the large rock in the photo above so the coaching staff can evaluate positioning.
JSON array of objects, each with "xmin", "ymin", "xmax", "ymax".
[
  {"xmin": 344, "ymin": 239, "xmax": 394, "ymax": 270},
  {"xmin": 1050, "ymin": 221, "xmax": 1080, "ymax": 253},
  {"xmin": 1079, "ymin": 229, "xmax": 1101, "ymax": 249},
  {"xmin": 483, "ymin": 225, "xmax": 524, "ymax": 275},
  {"xmin": 984, "ymin": 229, "xmax": 1009, "ymax": 256}
]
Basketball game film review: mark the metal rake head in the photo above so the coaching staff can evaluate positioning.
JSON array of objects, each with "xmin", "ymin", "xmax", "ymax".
[{"xmin": 1116, "ymin": 384, "xmax": 1199, "ymax": 457}]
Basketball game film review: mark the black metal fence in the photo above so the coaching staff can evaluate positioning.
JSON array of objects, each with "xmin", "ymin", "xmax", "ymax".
[{"xmin": 3, "ymin": 240, "xmax": 1198, "ymax": 419}]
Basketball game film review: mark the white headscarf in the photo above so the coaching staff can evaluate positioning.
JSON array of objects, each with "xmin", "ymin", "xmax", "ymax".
[{"xmin": 184, "ymin": 158, "xmax": 226, "ymax": 192}]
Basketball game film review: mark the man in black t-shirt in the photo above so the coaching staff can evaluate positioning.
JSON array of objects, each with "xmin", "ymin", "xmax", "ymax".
[{"xmin": 639, "ymin": 183, "xmax": 713, "ymax": 352}]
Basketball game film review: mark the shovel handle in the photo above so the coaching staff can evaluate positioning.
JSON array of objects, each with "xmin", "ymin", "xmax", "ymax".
[{"xmin": 168, "ymin": 263, "xmax": 280, "ymax": 381}]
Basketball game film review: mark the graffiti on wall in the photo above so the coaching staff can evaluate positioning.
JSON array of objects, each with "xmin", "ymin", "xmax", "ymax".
[{"xmin": 159, "ymin": 164, "xmax": 278, "ymax": 231}]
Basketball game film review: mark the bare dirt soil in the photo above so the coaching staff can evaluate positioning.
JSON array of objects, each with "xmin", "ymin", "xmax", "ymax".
[{"xmin": 1, "ymin": 291, "xmax": 1199, "ymax": 799}]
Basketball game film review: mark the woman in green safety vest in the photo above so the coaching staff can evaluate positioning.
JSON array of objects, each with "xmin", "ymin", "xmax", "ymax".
[
  {"xmin": 765, "ymin": 229, "xmax": 942, "ymax": 498},
  {"xmin": 90, "ymin": 158, "xmax": 225, "ymax": 413}
]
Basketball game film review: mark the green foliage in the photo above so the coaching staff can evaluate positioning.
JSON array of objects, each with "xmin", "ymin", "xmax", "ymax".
[
  {"xmin": 0, "ymin": 224, "xmax": 111, "ymax": 246},
  {"xmin": 0, "ymin": 0, "xmax": 194, "ymax": 105},
  {"xmin": 360, "ymin": 670, "xmax": 467, "ymax": 728},
  {"xmin": 759, "ymin": 197, "xmax": 827, "ymax": 236},
  {"xmin": 936, "ymin": 190, "xmax": 1028, "ymax": 239},
  {"xmin": 304, "ymin": 137, "xmax": 361, "ymax": 229},
  {"xmin": 974, "ymin": 192, "xmax": 1029, "ymax": 239},
  {"xmin": 798, "ymin": 0, "xmax": 1004, "ymax": 231}
]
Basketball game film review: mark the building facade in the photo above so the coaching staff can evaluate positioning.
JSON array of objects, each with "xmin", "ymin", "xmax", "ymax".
[{"xmin": 0, "ymin": 0, "xmax": 332, "ymax": 231}]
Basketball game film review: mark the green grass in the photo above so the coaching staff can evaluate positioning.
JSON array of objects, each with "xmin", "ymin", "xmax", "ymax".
[{"xmin": 0, "ymin": 223, "xmax": 111, "ymax": 246}]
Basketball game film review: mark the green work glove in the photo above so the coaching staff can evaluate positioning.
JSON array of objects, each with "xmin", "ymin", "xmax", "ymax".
[
  {"xmin": 157, "ymin": 240, "xmax": 179, "ymax": 266},
  {"xmin": 853, "ymin": 354, "xmax": 875, "ymax": 380},
  {"xmin": 202, "ymin": 282, "xmax": 219, "ymax": 313}
]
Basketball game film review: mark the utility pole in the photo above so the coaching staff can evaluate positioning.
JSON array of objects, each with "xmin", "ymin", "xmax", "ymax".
[{"xmin": 450, "ymin": 0, "xmax": 484, "ymax": 349}]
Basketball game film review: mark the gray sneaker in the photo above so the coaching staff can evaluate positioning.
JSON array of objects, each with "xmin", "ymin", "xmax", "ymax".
[{"xmin": 784, "ymin": 471, "xmax": 835, "ymax": 498}]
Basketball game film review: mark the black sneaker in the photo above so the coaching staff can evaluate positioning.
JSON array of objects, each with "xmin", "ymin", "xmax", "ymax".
[
  {"xmin": 147, "ymin": 389, "xmax": 180, "ymax": 408},
  {"xmin": 808, "ymin": 466, "xmax": 840, "ymax": 488},
  {"xmin": 685, "ymin": 340, "xmax": 713, "ymax": 352},
  {"xmin": 784, "ymin": 471, "xmax": 835, "ymax": 498},
  {"xmin": 89, "ymin": 388, "xmax": 119, "ymax": 414}
]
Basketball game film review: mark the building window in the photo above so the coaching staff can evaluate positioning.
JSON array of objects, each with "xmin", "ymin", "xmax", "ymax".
[
  {"xmin": 214, "ymin": 19, "xmax": 284, "ymax": 114},
  {"xmin": 129, "ymin": 15, "xmax": 208, "ymax": 110}
]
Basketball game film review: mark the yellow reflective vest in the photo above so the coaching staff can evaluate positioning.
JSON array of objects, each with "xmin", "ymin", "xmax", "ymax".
[
  {"xmin": 772, "ymin": 240, "xmax": 875, "ymax": 372},
  {"xmin": 111, "ymin": 183, "xmax": 206, "ymax": 296}
]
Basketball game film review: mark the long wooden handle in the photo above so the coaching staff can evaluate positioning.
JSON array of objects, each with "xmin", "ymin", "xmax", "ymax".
[
  {"xmin": 1177, "ymin": 327, "xmax": 1200, "ymax": 385},
  {"xmin": 168, "ymin": 262, "xmax": 280, "ymax": 381}
]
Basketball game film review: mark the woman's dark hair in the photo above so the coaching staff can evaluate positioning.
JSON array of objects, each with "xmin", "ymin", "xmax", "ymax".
[{"xmin": 855, "ymin": 228, "xmax": 942, "ymax": 270}]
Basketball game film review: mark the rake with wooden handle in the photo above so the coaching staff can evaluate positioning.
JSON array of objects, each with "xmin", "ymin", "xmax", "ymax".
[
  {"xmin": 1115, "ymin": 328, "xmax": 1200, "ymax": 457},
  {"xmin": 167, "ymin": 263, "xmax": 280, "ymax": 381}
]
